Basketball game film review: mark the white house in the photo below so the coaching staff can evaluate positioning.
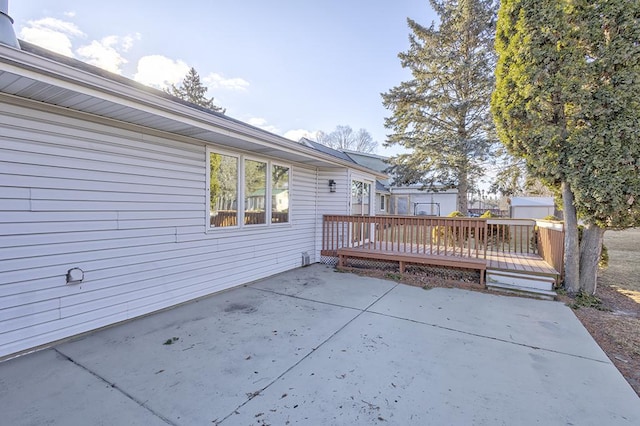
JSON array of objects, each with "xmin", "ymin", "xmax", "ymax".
[
  {"xmin": 388, "ymin": 185, "xmax": 459, "ymax": 216},
  {"xmin": 509, "ymin": 197, "xmax": 556, "ymax": 219},
  {"xmin": 0, "ymin": 38, "xmax": 383, "ymax": 359}
]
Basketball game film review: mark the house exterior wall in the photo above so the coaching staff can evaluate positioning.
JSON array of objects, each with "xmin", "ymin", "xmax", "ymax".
[
  {"xmin": 315, "ymin": 168, "xmax": 350, "ymax": 260},
  {"xmin": 390, "ymin": 189, "xmax": 458, "ymax": 216},
  {"xmin": 511, "ymin": 206, "xmax": 555, "ymax": 219},
  {"xmin": 375, "ymin": 193, "xmax": 389, "ymax": 215},
  {"xmin": 0, "ymin": 101, "xmax": 319, "ymax": 358}
]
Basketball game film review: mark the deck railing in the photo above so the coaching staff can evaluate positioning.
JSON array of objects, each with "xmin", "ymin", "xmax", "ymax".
[
  {"xmin": 536, "ymin": 220, "xmax": 565, "ymax": 276},
  {"xmin": 321, "ymin": 215, "xmax": 540, "ymax": 259}
]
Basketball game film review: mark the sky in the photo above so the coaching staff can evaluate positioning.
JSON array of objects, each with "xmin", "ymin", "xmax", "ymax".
[{"xmin": 9, "ymin": 0, "xmax": 438, "ymax": 157}]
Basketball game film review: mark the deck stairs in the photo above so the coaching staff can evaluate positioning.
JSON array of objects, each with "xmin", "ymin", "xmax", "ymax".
[{"xmin": 486, "ymin": 269, "xmax": 557, "ymax": 300}]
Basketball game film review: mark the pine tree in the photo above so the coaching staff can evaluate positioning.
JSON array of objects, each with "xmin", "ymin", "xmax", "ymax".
[
  {"xmin": 382, "ymin": 0, "xmax": 499, "ymax": 214},
  {"xmin": 167, "ymin": 67, "xmax": 225, "ymax": 114}
]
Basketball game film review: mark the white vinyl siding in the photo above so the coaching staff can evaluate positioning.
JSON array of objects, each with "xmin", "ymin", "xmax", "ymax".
[
  {"xmin": 314, "ymin": 169, "xmax": 350, "ymax": 259},
  {"xmin": 0, "ymin": 101, "xmax": 318, "ymax": 358}
]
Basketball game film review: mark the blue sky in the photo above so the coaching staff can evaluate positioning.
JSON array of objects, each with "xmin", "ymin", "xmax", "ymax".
[{"xmin": 9, "ymin": 1, "xmax": 437, "ymax": 157}]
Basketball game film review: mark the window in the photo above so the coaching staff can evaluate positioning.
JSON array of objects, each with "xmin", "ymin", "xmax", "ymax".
[
  {"xmin": 272, "ymin": 165, "xmax": 289, "ymax": 223},
  {"xmin": 209, "ymin": 153, "xmax": 238, "ymax": 227},
  {"xmin": 244, "ymin": 159, "xmax": 267, "ymax": 225},
  {"xmin": 208, "ymin": 149, "xmax": 290, "ymax": 229},
  {"xmin": 351, "ymin": 179, "xmax": 371, "ymax": 215},
  {"xmin": 380, "ymin": 195, "xmax": 386, "ymax": 211}
]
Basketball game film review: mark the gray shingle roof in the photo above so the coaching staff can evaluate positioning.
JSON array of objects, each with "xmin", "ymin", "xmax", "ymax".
[{"xmin": 298, "ymin": 138, "xmax": 355, "ymax": 163}]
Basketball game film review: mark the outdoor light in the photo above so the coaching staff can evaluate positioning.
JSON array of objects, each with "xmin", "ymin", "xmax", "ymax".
[{"xmin": 329, "ymin": 179, "xmax": 336, "ymax": 193}]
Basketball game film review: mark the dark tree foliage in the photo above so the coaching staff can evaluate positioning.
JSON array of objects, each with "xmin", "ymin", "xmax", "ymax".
[
  {"xmin": 492, "ymin": 0, "xmax": 640, "ymax": 293},
  {"xmin": 166, "ymin": 67, "xmax": 225, "ymax": 114}
]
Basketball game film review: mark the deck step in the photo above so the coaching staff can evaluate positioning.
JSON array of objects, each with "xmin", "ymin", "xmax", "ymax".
[
  {"xmin": 486, "ymin": 270, "xmax": 555, "ymax": 292},
  {"xmin": 486, "ymin": 281, "xmax": 557, "ymax": 301}
]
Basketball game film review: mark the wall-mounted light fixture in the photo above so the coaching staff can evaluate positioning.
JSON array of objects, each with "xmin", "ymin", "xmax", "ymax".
[
  {"xmin": 66, "ymin": 267, "xmax": 84, "ymax": 284},
  {"xmin": 328, "ymin": 179, "xmax": 336, "ymax": 193}
]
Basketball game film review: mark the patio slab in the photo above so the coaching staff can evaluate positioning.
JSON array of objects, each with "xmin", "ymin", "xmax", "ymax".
[
  {"xmin": 1, "ymin": 264, "xmax": 639, "ymax": 425},
  {"xmin": 368, "ymin": 284, "xmax": 611, "ymax": 362}
]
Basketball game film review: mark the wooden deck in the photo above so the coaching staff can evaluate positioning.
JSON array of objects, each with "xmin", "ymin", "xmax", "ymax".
[
  {"xmin": 485, "ymin": 251, "xmax": 558, "ymax": 276},
  {"xmin": 322, "ymin": 215, "xmax": 564, "ymax": 286},
  {"xmin": 333, "ymin": 243, "xmax": 559, "ymax": 285}
]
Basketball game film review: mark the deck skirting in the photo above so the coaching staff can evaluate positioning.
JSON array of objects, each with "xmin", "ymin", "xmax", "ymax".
[{"xmin": 337, "ymin": 247, "xmax": 487, "ymax": 285}]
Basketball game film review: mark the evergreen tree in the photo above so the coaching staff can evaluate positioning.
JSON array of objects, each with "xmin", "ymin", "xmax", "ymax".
[
  {"xmin": 492, "ymin": 0, "xmax": 640, "ymax": 293},
  {"xmin": 166, "ymin": 67, "xmax": 225, "ymax": 114},
  {"xmin": 382, "ymin": 0, "xmax": 499, "ymax": 214}
]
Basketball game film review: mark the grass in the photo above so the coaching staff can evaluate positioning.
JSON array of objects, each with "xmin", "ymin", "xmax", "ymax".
[
  {"xmin": 568, "ymin": 290, "xmax": 610, "ymax": 311},
  {"xmin": 600, "ymin": 228, "xmax": 640, "ymax": 295}
]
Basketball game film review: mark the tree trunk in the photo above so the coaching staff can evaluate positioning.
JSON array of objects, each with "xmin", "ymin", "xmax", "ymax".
[
  {"xmin": 579, "ymin": 224, "xmax": 605, "ymax": 295},
  {"xmin": 562, "ymin": 182, "xmax": 580, "ymax": 294},
  {"xmin": 458, "ymin": 172, "xmax": 469, "ymax": 215}
]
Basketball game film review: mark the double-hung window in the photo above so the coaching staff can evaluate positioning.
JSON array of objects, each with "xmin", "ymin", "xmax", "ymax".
[{"xmin": 208, "ymin": 148, "xmax": 290, "ymax": 229}]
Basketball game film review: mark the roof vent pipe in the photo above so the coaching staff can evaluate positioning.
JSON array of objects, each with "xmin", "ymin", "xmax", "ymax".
[{"xmin": 0, "ymin": 0, "xmax": 20, "ymax": 49}]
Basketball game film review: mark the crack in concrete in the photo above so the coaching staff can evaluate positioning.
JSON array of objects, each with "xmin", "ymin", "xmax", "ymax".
[
  {"xmin": 364, "ymin": 310, "xmax": 610, "ymax": 364},
  {"xmin": 53, "ymin": 348, "xmax": 177, "ymax": 426}
]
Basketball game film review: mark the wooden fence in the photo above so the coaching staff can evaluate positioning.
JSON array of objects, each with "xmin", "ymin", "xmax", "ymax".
[
  {"xmin": 321, "ymin": 215, "xmax": 541, "ymax": 259},
  {"xmin": 211, "ymin": 211, "xmax": 288, "ymax": 227}
]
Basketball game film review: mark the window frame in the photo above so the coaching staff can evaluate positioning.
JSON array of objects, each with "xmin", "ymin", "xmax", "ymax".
[
  {"xmin": 207, "ymin": 148, "xmax": 240, "ymax": 229},
  {"xmin": 270, "ymin": 161, "xmax": 291, "ymax": 225},
  {"xmin": 243, "ymin": 155, "xmax": 268, "ymax": 226},
  {"xmin": 206, "ymin": 147, "xmax": 291, "ymax": 231}
]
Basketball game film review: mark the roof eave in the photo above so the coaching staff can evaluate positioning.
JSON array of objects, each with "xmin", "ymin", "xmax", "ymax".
[{"xmin": 0, "ymin": 43, "xmax": 385, "ymax": 177}]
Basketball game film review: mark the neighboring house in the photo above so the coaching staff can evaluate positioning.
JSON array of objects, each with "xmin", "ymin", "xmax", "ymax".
[
  {"xmin": 388, "ymin": 185, "xmax": 459, "ymax": 216},
  {"xmin": 509, "ymin": 197, "xmax": 556, "ymax": 219},
  {"xmin": 0, "ymin": 40, "xmax": 384, "ymax": 359}
]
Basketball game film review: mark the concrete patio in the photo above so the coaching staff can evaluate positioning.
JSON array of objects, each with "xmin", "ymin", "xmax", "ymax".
[{"xmin": 1, "ymin": 264, "xmax": 639, "ymax": 425}]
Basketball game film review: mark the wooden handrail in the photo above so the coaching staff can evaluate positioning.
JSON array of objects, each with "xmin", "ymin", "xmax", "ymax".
[{"xmin": 321, "ymin": 215, "xmax": 541, "ymax": 259}]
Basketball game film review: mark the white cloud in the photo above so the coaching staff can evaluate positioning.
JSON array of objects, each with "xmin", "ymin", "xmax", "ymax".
[
  {"xmin": 248, "ymin": 117, "xmax": 280, "ymax": 134},
  {"xmin": 133, "ymin": 55, "xmax": 190, "ymax": 89},
  {"xmin": 18, "ymin": 17, "xmax": 85, "ymax": 57},
  {"xmin": 63, "ymin": 11, "xmax": 76, "ymax": 18},
  {"xmin": 120, "ymin": 33, "xmax": 141, "ymax": 52},
  {"xmin": 283, "ymin": 129, "xmax": 318, "ymax": 142},
  {"xmin": 76, "ymin": 35, "xmax": 132, "ymax": 74},
  {"xmin": 204, "ymin": 73, "xmax": 250, "ymax": 91}
]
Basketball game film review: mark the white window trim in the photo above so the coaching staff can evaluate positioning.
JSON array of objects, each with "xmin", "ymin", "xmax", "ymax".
[
  {"xmin": 243, "ymin": 155, "xmax": 268, "ymax": 228},
  {"xmin": 207, "ymin": 147, "xmax": 291, "ymax": 231},
  {"xmin": 350, "ymin": 173, "xmax": 375, "ymax": 216},
  {"xmin": 270, "ymin": 161, "xmax": 292, "ymax": 226},
  {"xmin": 207, "ymin": 147, "xmax": 241, "ymax": 230}
]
